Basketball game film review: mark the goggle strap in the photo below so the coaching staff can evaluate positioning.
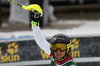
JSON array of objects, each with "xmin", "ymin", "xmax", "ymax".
[{"xmin": 67, "ymin": 42, "xmax": 71, "ymax": 53}]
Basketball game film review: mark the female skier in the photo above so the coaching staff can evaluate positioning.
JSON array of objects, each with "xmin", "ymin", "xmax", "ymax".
[{"xmin": 29, "ymin": 4, "xmax": 76, "ymax": 66}]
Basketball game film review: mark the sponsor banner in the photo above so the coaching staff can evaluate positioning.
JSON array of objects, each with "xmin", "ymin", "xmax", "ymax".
[
  {"xmin": 0, "ymin": 36, "xmax": 100, "ymax": 66},
  {"xmin": 0, "ymin": 40, "xmax": 42, "ymax": 63},
  {"xmin": 70, "ymin": 36, "xmax": 100, "ymax": 58}
]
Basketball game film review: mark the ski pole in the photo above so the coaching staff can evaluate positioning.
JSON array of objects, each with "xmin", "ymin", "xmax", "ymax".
[
  {"xmin": 8, "ymin": 0, "xmax": 42, "ymax": 14},
  {"xmin": 8, "ymin": 0, "xmax": 22, "ymax": 7}
]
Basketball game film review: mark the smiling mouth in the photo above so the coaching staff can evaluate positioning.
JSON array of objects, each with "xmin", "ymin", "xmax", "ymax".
[{"xmin": 56, "ymin": 54, "xmax": 61, "ymax": 56}]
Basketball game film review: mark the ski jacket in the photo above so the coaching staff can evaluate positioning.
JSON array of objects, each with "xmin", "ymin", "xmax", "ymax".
[{"xmin": 50, "ymin": 55, "xmax": 76, "ymax": 66}]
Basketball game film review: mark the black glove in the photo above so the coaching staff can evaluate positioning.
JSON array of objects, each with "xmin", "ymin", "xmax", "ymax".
[{"xmin": 31, "ymin": 10, "xmax": 42, "ymax": 22}]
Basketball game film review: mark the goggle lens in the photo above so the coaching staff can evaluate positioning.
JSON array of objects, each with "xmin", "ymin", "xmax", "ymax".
[{"xmin": 51, "ymin": 43, "xmax": 67, "ymax": 52}]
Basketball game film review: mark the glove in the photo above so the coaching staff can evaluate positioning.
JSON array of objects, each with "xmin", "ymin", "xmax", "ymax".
[
  {"xmin": 31, "ymin": 10, "xmax": 42, "ymax": 22},
  {"xmin": 31, "ymin": 10, "xmax": 42, "ymax": 27},
  {"xmin": 28, "ymin": 4, "xmax": 43, "ymax": 27},
  {"xmin": 22, "ymin": 4, "xmax": 43, "ymax": 27}
]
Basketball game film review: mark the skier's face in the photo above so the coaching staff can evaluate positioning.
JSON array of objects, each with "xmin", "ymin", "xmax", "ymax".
[{"xmin": 54, "ymin": 49, "xmax": 66, "ymax": 60}]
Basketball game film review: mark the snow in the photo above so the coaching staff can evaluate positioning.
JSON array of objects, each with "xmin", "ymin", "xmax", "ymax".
[
  {"xmin": 42, "ymin": 20, "xmax": 100, "ymax": 37},
  {"xmin": 0, "ymin": 20, "xmax": 100, "ymax": 39}
]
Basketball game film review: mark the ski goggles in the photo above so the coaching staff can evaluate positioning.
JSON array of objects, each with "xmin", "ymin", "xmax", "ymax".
[{"xmin": 50, "ymin": 43, "xmax": 67, "ymax": 52}]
